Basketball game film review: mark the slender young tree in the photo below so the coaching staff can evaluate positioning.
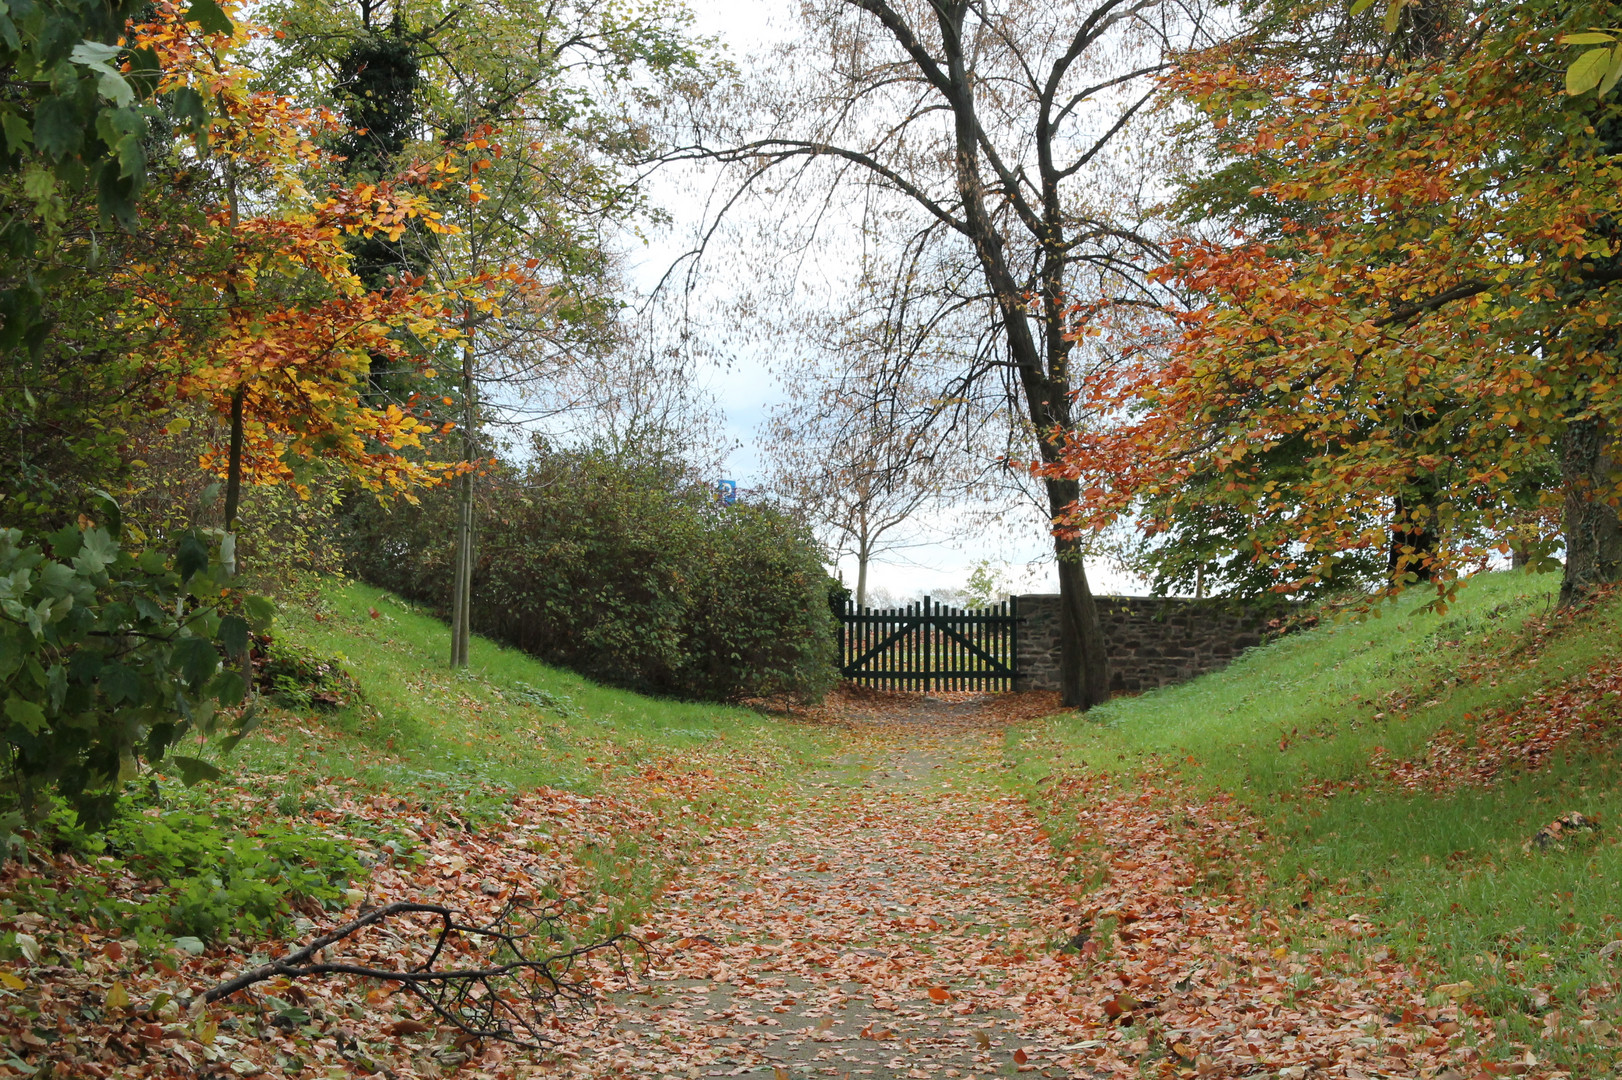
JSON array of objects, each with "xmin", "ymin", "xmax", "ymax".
[
  {"xmin": 128, "ymin": 7, "xmax": 461, "ymax": 533},
  {"xmin": 259, "ymin": 0, "xmax": 719, "ymax": 666},
  {"xmin": 768, "ymin": 379, "xmax": 943, "ymax": 608}
]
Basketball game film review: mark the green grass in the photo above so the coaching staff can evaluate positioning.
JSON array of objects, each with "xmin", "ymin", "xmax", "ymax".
[
  {"xmin": 231, "ymin": 581, "xmax": 825, "ymax": 816},
  {"xmin": 5, "ymin": 580, "xmax": 825, "ymax": 953},
  {"xmin": 1006, "ymin": 570, "xmax": 1622, "ymax": 1068}
]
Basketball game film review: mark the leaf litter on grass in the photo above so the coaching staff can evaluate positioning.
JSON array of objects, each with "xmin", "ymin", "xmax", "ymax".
[
  {"xmin": 0, "ymin": 713, "xmax": 781, "ymax": 1080},
  {"xmin": 0, "ymin": 687, "xmax": 1581, "ymax": 1078}
]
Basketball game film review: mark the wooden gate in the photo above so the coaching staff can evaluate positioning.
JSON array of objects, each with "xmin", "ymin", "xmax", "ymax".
[{"xmin": 836, "ymin": 596, "xmax": 1018, "ymax": 691}]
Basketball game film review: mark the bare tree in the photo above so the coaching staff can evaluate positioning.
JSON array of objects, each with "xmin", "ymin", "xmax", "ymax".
[
  {"xmin": 766, "ymin": 272, "xmax": 1013, "ymax": 605},
  {"xmin": 768, "ymin": 379, "xmax": 941, "ymax": 608},
  {"xmin": 667, "ymin": 0, "xmax": 1208, "ymax": 707}
]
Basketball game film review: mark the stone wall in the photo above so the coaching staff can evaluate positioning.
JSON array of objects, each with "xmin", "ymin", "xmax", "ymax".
[{"xmin": 1013, "ymin": 594, "xmax": 1278, "ymax": 694}]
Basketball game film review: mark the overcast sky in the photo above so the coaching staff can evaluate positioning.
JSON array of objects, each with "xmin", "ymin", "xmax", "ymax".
[{"xmin": 623, "ymin": 0, "xmax": 1146, "ymax": 602}]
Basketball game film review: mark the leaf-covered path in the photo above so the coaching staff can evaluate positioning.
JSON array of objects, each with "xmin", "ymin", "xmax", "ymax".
[
  {"xmin": 3, "ymin": 689, "xmax": 1515, "ymax": 1079},
  {"xmin": 577, "ymin": 696, "xmax": 1086, "ymax": 1078},
  {"xmin": 566, "ymin": 693, "xmax": 1502, "ymax": 1080}
]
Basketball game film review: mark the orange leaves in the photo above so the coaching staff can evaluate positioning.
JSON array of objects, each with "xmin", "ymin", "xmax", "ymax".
[
  {"xmin": 117, "ymin": 6, "xmax": 483, "ymax": 505},
  {"xmin": 1054, "ymin": 13, "xmax": 1615, "ymax": 595},
  {"xmin": 383, "ymin": 1018, "xmax": 431, "ymax": 1036}
]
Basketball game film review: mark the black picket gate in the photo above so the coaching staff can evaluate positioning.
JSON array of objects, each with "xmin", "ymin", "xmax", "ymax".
[{"xmin": 835, "ymin": 596, "xmax": 1019, "ymax": 691}]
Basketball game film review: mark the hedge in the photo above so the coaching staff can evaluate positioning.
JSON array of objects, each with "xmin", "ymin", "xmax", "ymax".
[{"xmin": 343, "ymin": 448, "xmax": 838, "ymax": 702}]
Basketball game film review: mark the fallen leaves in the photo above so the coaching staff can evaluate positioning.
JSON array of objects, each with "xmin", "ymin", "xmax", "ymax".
[
  {"xmin": 1374, "ymin": 644, "xmax": 1622, "ymax": 793},
  {"xmin": 1, "ymin": 687, "xmax": 1598, "ymax": 1078},
  {"xmin": 0, "ymin": 714, "xmax": 781, "ymax": 1080}
]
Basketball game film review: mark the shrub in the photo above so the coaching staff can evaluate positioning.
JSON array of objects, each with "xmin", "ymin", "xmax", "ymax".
[
  {"xmin": 104, "ymin": 810, "xmax": 362, "ymax": 941},
  {"xmin": 9, "ymin": 798, "xmax": 365, "ymax": 945},
  {"xmin": 256, "ymin": 637, "xmax": 362, "ymax": 710},
  {"xmin": 0, "ymin": 516, "xmax": 269, "ymax": 829},
  {"xmin": 343, "ymin": 447, "xmax": 838, "ymax": 701}
]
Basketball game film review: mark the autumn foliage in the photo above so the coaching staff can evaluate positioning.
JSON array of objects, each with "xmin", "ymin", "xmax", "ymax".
[
  {"xmin": 1055, "ymin": 2, "xmax": 1622, "ymax": 602},
  {"xmin": 125, "ymin": 4, "xmax": 465, "ymax": 503}
]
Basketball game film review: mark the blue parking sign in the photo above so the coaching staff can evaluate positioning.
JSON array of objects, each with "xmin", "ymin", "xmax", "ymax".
[{"xmin": 717, "ymin": 479, "xmax": 737, "ymax": 505}]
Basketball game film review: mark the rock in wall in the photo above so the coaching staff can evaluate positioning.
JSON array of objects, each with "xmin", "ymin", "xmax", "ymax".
[{"xmin": 1012, "ymin": 594, "xmax": 1281, "ymax": 694}]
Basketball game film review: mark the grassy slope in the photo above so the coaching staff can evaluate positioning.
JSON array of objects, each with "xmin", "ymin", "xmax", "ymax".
[
  {"xmin": 1008, "ymin": 571, "xmax": 1622, "ymax": 1063},
  {"xmin": 239, "ymin": 581, "xmax": 823, "ymax": 816},
  {"xmin": 157, "ymin": 580, "xmax": 826, "ymax": 938}
]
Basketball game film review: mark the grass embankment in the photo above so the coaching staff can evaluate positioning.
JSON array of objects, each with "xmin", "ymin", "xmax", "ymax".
[
  {"xmin": 230, "ymin": 581, "xmax": 827, "ymax": 922},
  {"xmin": 1, "ymin": 581, "xmax": 827, "ymax": 1077},
  {"xmin": 245, "ymin": 582, "xmax": 820, "ymax": 823},
  {"xmin": 1008, "ymin": 571, "xmax": 1622, "ymax": 1068},
  {"xmin": 5, "ymin": 577, "xmax": 823, "ymax": 964}
]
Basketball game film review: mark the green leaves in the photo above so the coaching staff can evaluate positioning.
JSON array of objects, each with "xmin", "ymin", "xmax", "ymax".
[
  {"xmin": 217, "ymin": 614, "xmax": 250, "ymax": 658},
  {"xmin": 175, "ymin": 533, "xmax": 210, "ymax": 582},
  {"xmin": 1562, "ymin": 30, "xmax": 1622, "ymax": 97},
  {"xmin": 171, "ymin": 756, "xmax": 223, "ymax": 786},
  {"xmin": 70, "ymin": 40, "xmax": 136, "ymax": 108},
  {"xmin": 182, "ymin": 0, "xmax": 233, "ymax": 36},
  {"xmin": 1348, "ymin": 0, "xmax": 1409, "ymax": 37},
  {"xmin": 1383, "ymin": 0, "xmax": 1404, "ymax": 37},
  {"xmin": 74, "ymin": 527, "xmax": 119, "ymax": 576},
  {"xmin": 4, "ymin": 696, "xmax": 45, "ymax": 735},
  {"xmin": 32, "ymin": 96, "xmax": 83, "ymax": 160},
  {"xmin": 0, "ymin": 523, "xmax": 273, "ymax": 829},
  {"xmin": 0, "ymin": 112, "xmax": 30, "ymax": 153}
]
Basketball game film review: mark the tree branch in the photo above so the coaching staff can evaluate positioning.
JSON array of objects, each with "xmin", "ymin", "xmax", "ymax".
[{"xmin": 204, "ymin": 899, "xmax": 642, "ymax": 1048}]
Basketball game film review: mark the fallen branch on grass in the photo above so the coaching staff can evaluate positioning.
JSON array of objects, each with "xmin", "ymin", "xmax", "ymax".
[{"xmin": 204, "ymin": 899, "xmax": 641, "ymax": 1047}]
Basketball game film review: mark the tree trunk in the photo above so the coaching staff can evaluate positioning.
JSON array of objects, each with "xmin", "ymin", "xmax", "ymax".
[
  {"xmin": 449, "ymin": 468, "xmax": 472, "ymax": 666},
  {"xmin": 1387, "ymin": 492, "xmax": 1438, "ymax": 584},
  {"xmin": 221, "ymin": 159, "xmax": 245, "ymax": 537},
  {"xmin": 855, "ymin": 550, "xmax": 869, "ymax": 608},
  {"xmin": 450, "ymin": 332, "xmax": 476, "ymax": 667},
  {"xmin": 223, "ymin": 384, "xmax": 246, "ymax": 532},
  {"xmin": 1559, "ymin": 416, "xmax": 1622, "ymax": 607},
  {"xmin": 1046, "ymin": 476, "xmax": 1110, "ymax": 708},
  {"xmin": 874, "ymin": 1, "xmax": 1115, "ymax": 709},
  {"xmin": 940, "ymin": 91, "xmax": 1110, "ymax": 703}
]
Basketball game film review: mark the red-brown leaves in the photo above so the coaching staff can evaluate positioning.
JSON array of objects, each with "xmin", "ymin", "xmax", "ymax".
[
  {"xmin": 1052, "ymin": 15, "xmax": 1622, "ymax": 598},
  {"xmin": 1374, "ymin": 653, "xmax": 1622, "ymax": 792}
]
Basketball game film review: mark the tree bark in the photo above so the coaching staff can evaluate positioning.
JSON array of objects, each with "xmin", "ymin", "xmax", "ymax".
[
  {"xmin": 933, "ymin": 3, "xmax": 1110, "ymax": 708},
  {"xmin": 221, "ymin": 157, "xmax": 245, "ymax": 537},
  {"xmin": 1046, "ymin": 476, "xmax": 1110, "ymax": 707},
  {"xmin": 223, "ymin": 384, "xmax": 246, "ymax": 533},
  {"xmin": 450, "ymin": 330, "xmax": 476, "ymax": 667},
  {"xmin": 856, "ymin": 547, "xmax": 870, "ymax": 608},
  {"xmin": 1387, "ymin": 492, "xmax": 1438, "ymax": 584},
  {"xmin": 1559, "ymin": 416, "xmax": 1622, "ymax": 607}
]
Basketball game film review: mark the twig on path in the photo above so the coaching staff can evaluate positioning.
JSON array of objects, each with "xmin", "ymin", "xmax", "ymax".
[{"xmin": 204, "ymin": 898, "xmax": 644, "ymax": 1047}]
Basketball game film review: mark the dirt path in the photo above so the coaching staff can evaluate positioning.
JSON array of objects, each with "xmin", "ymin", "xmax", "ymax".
[
  {"xmin": 554, "ymin": 692, "xmax": 1495, "ymax": 1080},
  {"xmin": 571, "ymin": 696, "xmax": 1094, "ymax": 1079}
]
